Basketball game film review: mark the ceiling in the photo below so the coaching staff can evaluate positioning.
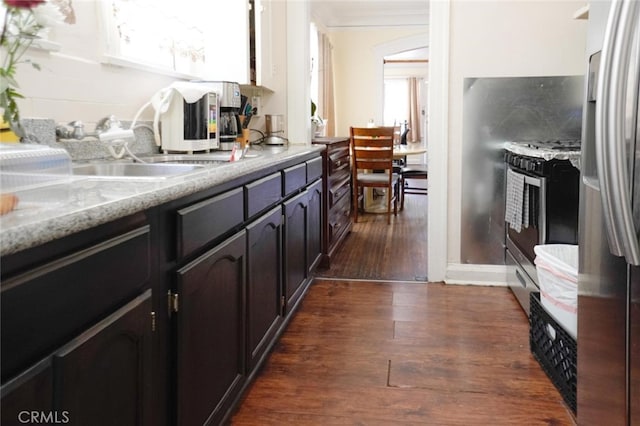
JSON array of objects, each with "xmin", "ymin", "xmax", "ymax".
[{"xmin": 309, "ymin": 0, "xmax": 430, "ymax": 29}]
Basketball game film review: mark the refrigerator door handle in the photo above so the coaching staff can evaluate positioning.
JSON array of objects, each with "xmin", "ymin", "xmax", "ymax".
[{"xmin": 596, "ymin": 0, "xmax": 640, "ymax": 265}]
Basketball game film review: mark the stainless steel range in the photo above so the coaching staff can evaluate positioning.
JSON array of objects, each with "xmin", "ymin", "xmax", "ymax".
[{"xmin": 504, "ymin": 140, "xmax": 581, "ymax": 315}]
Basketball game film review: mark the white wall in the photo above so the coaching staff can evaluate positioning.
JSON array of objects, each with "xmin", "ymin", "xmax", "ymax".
[
  {"xmin": 12, "ymin": 0, "xmax": 294, "ymax": 136},
  {"xmin": 329, "ymin": 28, "xmax": 428, "ymax": 136},
  {"xmin": 15, "ymin": 1, "xmax": 183, "ymax": 128},
  {"xmin": 443, "ymin": 0, "xmax": 587, "ymax": 278}
]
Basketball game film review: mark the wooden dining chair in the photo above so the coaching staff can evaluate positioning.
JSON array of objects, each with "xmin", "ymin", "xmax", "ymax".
[{"xmin": 350, "ymin": 126, "xmax": 400, "ymax": 224}]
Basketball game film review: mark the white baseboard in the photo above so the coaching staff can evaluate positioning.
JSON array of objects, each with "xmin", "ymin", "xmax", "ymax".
[{"xmin": 445, "ymin": 263, "xmax": 508, "ymax": 286}]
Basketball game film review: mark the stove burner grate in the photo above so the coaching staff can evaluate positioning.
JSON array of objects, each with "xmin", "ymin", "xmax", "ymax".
[{"xmin": 522, "ymin": 139, "xmax": 581, "ymax": 151}]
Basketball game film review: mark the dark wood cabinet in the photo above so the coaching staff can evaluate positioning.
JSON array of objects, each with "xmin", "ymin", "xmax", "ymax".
[
  {"xmin": 1, "ymin": 214, "xmax": 154, "ymax": 426},
  {"xmin": 312, "ymin": 137, "xmax": 352, "ymax": 268},
  {"xmin": 175, "ymin": 231, "xmax": 246, "ymax": 426},
  {"xmin": 53, "ymin": 290, "xmax": 153, "ymax": 426},
  {"xmin": 1, "ymin": 224, "xmax": 151, "ymax": 382},
  {"xmin": 284, "ymin": 175, "xmax": 322, "ymax": 314},
  {"xmin": 307, "ymin": 179, "xmax": 323, "ymax": 273},
  {"xmin": 246, "ymin": 206, "xmax": 283, "ymax": 370},
  {"xmin": 284, "ymin": 190, "xmax": 309, "ymax": 313},
  {"xmin": 1, "ymin": 359, "xmax": 52, "ymax": 426},
  {"xmin": 1, "ymin": 151, "xmax": 323, "ymax": 426}
]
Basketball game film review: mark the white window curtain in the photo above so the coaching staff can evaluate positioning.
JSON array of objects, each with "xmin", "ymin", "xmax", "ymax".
[
  {"xmin": 384, "ymin": 77, "xmax": 423, "ymax": 143},
  {"xmin": 317, "ymin": 31, "xmax": 335, "ymax": 137},
  {"xmin": 407, "ymin": 77, "xmax": 423, "ymax": 143}
]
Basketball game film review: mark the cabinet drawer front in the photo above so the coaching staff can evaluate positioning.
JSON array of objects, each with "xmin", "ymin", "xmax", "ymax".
[
  {"xmin": 177, "ymin": 188, "xmax": 244, "ymax": 259},
  {"xmin": 329, "ymin": 175, "xmax": 351, "ymax": 209},
  {"xmin": 245, "ymin": 172, "xmax": 282, "ymax": 219},
  {"xmin": 1, "ymin": 226, "xmax": 151, "ymax": 382},
  {"xmin": 306, "ymin": 157, "xmax": 323, "ymax": 183},
  {"xmin": 328, "ymin": 147, "xmax": 350, "ymax": 175},
  {"xmin": 282, "ymin": 163, "xmax": 307, "ymax": 197},
  {"xmin": 329, "ymin": 195, "xmax": 351, "ymax": 245}
]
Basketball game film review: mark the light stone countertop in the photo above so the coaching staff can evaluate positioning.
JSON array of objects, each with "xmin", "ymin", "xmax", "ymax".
[{"xmin": 0, "ymin": 145, "xmax": 323, "ymax": 256}]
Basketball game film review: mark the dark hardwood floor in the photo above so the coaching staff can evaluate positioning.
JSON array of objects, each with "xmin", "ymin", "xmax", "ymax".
[
  {"xmin": 230, "ymin": 190, "xmax": 576, "ymax": 425},
  {"xmin": 315, "ymin": 182, "xmax": 428, "ymax": 282}
]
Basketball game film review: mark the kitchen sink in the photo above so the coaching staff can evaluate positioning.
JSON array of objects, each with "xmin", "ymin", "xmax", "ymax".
[
  {"xmin": 72, "ymin": 162, "xmax": 205, "ymax": 179},
  {"xmin": 136, "ymin": 153, "xmax": 234, "ymax": 165}
]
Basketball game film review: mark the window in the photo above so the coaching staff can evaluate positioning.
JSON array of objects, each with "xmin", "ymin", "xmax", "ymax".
[
  {"xmin": 309, "ymin": 22, "xmax": 319, "ymax": 111},
  {"xmin": 383, "ymin": 78, "xmax": 409, "ymax": 126},
  {"xmin": 100, "ymin": 0, "xmax": 223, "ymax": 78}
]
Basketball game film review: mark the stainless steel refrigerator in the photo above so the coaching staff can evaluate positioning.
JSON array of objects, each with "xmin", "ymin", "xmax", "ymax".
[{"xmin": 579, "ymin": 0, "xmax": 640, "ymax": 424}]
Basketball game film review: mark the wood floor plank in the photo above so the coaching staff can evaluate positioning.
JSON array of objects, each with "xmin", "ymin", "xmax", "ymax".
[
  {"xmin": 315, "ymin": 194, "xmax": 428, "ymax": 282},
  {"xmin": 230, "ymin": 280, "xmax": 575, "ymax": 425}
]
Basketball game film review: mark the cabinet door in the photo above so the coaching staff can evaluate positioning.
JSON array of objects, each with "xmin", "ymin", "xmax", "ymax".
[
  {"xmin": 246, "ymin": 206, "xmax": 283, "ymax": 370},
  {"xmin": 52, "ymin": 290, "xmax": 153, "ymax": 426},
  {"xmin": 307, "ymin": 179, "xmax": 323, "ymax": 273},
  {"xmin": 1, "ymin": 359, "xmax": 53, "ymax": 426},
  {"xmin": 175, "ymin": 231, "xmax": 246, "ymax": 426},
  {"xmin": 283, "ymin": 191, "xmax": 308, "ymax": 313},
  {"xmin": 2, "ymin": 225, "xmax": 151, "ymax": 382}
]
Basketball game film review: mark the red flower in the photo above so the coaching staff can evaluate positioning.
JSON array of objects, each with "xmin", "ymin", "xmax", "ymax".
[{"xmin": 3, "ymin": 0, "xmax": 45, "ymax": 9}]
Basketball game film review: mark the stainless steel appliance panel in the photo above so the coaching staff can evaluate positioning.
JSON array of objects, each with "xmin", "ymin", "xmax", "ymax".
[
  {"xmin": 578, "ymin": 1, "xmax": 640, "ymax": 423},
  {"xmin": 578, "ymin": 172, "xmax": 629, "ymax": 423},
  {"xmin": 461, "ymin": 76, "xmax": 583, "ymax": 265}
]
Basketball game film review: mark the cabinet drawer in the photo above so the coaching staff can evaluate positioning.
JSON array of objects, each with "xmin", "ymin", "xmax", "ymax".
[
  {"xmin": 329, "ymin": 175, "xmax": 351, "ymax": 209},
  {"xmin": 177, "ymin": 188, "xmax": 244, "ymax": 259},
  {"xmin": 306, "ymin": 157, "xmax": 323, "ymax": 183},
  {"xmin": 328, "ymin": 147, "xmax": 350, "ymax": 176},
  {"xmin": 282, "ymin": 163, "xmax": 307, "ymax": 197},
  {"xmin": 245, "ymin": 172, "xmax": 282, "ymax": 219},
  {"xmin": 329, "ymin": 195, "xmax": 351, "ymax": 245},
  {"xmin": 1, "ymin": 226, "xmax": 151, "ymax": 382}
]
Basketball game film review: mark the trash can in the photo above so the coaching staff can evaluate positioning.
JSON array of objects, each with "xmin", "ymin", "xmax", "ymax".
[{"xmin": 533, "ymin": 244, "xmax": 578, "ymax": 338}]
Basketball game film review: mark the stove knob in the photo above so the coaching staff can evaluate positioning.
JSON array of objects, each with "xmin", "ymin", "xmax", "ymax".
[
  {"xmin": 531, "ymin": 159, "xmax": 539, "ymax": 172},
  {"xmin": 526, "ymin": 159, "xmax": 534, "ymax": 171},
  {"xmin": 515, "ymin": 156, "xmax": 523, "ymax": 168}
]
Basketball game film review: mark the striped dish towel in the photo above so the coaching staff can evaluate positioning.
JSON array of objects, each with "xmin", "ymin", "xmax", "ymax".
[{"xmin": 505, "ymin": 168, "xmax": 525, "ymax": 232}]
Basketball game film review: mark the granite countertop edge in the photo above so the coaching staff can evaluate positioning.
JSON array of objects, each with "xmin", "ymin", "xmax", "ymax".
[{"xmin": 0, "ymin": 146, "xmax": 323, "ymax": 256}]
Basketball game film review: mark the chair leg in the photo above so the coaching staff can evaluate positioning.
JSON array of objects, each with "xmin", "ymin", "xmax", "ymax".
[
  {"xmin": 394, "ymin": 187, "xmax": 398, "ymax": 216},
  {"xmin": 386, "ymin": 189, "xmax": 391, "ymax": 224},
  {"xmin": 400, "ymin": 176, "xmax": 405, "ymax": 210}
]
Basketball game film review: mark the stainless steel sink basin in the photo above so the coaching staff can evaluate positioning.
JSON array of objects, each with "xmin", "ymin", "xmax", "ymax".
[
  {"xmin": 136, "ymin": 153, "xmax": 233, "ymax": 165},
  {"xmin": 72, "ymin": 163, "xmax": 205, "ymax": 179}
]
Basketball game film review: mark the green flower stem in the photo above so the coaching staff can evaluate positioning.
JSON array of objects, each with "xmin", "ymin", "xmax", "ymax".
[{"xmin": 1, "ymin": 6, "xmax": 42, "ymax": 136}]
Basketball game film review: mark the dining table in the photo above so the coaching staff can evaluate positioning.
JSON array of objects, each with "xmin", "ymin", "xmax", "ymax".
[{"xmin": 393, "ymin": 143, "xmax": 427, "ymax": 160}]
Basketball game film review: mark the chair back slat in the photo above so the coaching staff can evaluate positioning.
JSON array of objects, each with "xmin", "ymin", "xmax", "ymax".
[
  {"xmin": 349, "ymin": 126, "xmax": 399, "ymax": 224},
  {"xmin": 350, "ymin": 126, "xmax": 396, "ymax": 174}
]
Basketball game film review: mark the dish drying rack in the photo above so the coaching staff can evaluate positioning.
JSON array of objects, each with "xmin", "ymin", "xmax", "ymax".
[{"xmin": 0, "ymin": 143, "xmax": 73, "ymax": 191}]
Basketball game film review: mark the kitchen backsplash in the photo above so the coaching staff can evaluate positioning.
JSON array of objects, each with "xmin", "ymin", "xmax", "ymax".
[{"xmin": 20, "ymin": 118, "xmax": 158, "ymax": 161}]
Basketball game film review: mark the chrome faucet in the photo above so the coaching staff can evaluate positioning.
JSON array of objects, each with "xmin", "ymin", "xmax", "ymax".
[
  {"xmin": 56, "ymin": 120, "xmax": 87, "ymax": 140},
  {"xmin": 56, "ymin": 115, "xmax": 134, "ymax": 143}
]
